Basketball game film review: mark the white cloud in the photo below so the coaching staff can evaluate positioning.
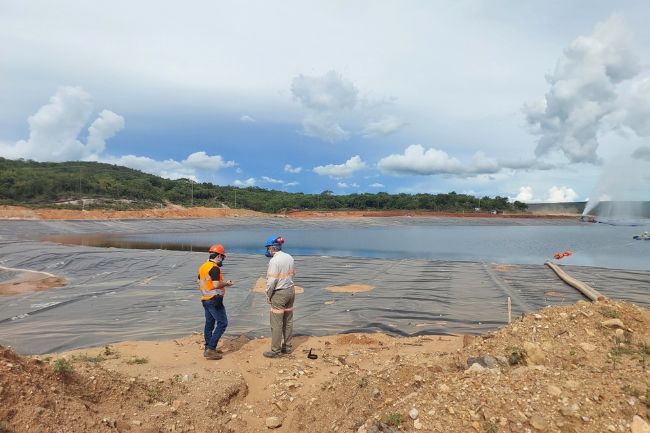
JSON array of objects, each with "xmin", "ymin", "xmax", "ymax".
[
  {"xmin": 524, "ymin": 14, "xmax": 641, "ymax": 163},
  {"xmin": 313, "ymin": 155, "xmax": 366, "ymax": 178},
  {"xmin": 292, "ymin": 70, "xmax": 358, "ymax": 111},
  {"xmin": 337, "ymin": 182, "xmax": 359, "ymax": 188},
  {"xmin": 284, "ymin": 164, "xmax": 302, "ymax": 174},
  {"xmin": 362, "ymin": 115, "xmax": 405, "ymax": 137},
  {"xmin": 182, "ymin": 151, "xmax": 236, "ymax": 171},
  {"xmin": 378, "ymin": 144, "xmax": 463, "ymax": 175},
  {"xmin": 622, "ymin": 77, "xmax": 650, "ymax": 136},
  {"xmin": 369, "ymin": 182, "xmax": 385, "ymax": 188},
  {"xmin": 469, "ymin": 152, "xmax": 500, "ymax": 174},
  {"xmin": 261, "ymin": 176, "xmax": 283, "ymax": 184},
  {"xmin": 301, "ymin": 113, "xmax": 348, "ymax": 142},
  {"xmin": 0, "ymin": 86, "xmax": 124, "ymax": 162},
  {"xmin": 546, "ymin": 186, "xmax": 578, "ymax": 202},
  {"xmin": 86, "ymin": 109, "xmax": 126, "ymax": 156},
  {"xmin": 285, "ymin": 181, "xmax": 299, "ymax": 187},
  {"xmin": 0, "ymin": 87, "xmax": 237, "ymax": 182},
  {"xmin": 103, "ymin": 154, "xmax": 195, "ymax": 180},
  {"xmin": 515, "ymin": 186, "xmax": 534, "ymax": 202},
  {"xmin": 240, "ymin": 115, "xmax": 256, "ymax": 123},
  {"xmin": 233, "ymin": 178, "xmax": 256, "ymax": 187}
]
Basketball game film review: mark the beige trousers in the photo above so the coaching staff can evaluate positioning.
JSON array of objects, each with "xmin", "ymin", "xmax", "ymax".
[{"xmin": 269, "ymin": 287, "xmax": 295, "ymax": 353}]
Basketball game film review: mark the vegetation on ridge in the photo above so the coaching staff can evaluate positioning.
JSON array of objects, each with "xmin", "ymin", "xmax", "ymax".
[{"xmin": 0, "ymin": 158, "xmax": 527, "ymax": 213}]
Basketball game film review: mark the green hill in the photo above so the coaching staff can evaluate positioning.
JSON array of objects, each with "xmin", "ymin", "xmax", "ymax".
[{"xmin": 0, "ymin": 158, "xmax": 526, "ymax": 213}]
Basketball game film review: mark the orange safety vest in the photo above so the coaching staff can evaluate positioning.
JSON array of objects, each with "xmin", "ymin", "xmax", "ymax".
[{"xmin": 197, "ymin": 261, "xmax": 224, "ymax": 300}]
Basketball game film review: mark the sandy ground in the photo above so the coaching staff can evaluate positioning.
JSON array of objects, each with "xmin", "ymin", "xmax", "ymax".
[
  {"xmin": 0, "ymin": 266, "xmax": 66, "ymax": 296},
  {"xmin": 1, "ymin": 299, "xmax": 649, "ymax": 433},
  {"xmin": 0, "ymin": 205, "xmax": 579, "ymax": 220}
]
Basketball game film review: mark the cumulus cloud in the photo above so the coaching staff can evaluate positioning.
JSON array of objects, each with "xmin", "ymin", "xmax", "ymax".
[
  {"xmin": 284, "ymin": 164, "xmax": 302, "ymax": 174},
  {"xmin": 313, "ymin": 155, "xmax": 366, "ymax": 178},
  {"xmin": 469, "ymin": 152, "xmax": 500, "ymax": 174},
  {"xmin": 182, "ymin": 151, "xmax": 236, "ymax": 171},
  {"xmin": 86, "ymin": 110, "xmax": 126, "ymax": 156},
  {"xmin": 104, "ymin": 155, "xmax": 196, "ymax": 180},
  {"xmin": 524, "ymin": 14, "xmax": 641, "ymax": 163},
  {"xmin": 0, "ymin": 87, "xmax": 237, "ymax": 182},
  {"xmin": 292, "ymin": 70, "xmax": 358, "ymax": 111},
  {"xmin": 0, "ymin": 86, "xmax": 124, "ymax": 161},
  {"xmin": 632, "ymin": 146, "xmax": 650, "ymax": 161},
  {"xmin": 240, "ymin": 115, "xmax": 256, "ymax": 123},
  {"xmin": 285, "ymin": 181, "xmax": 299, "ymax": 187},
  {"xmin": 377, "ymin": 145, "xmax": 562, "ymax": 177},
  {"xmin": 369, "ymin": 182, "xmax": 385, "ymax": 188},
  {"xmin": 261, "ymin": 176, "xmax": 283, "ymax": 184},
  {"xmin": 546, "ymin": 186, "xmax": 578, "ymax": 202},
  {"xmin": 515, "ymin": 186, "xmax": 534, "ymax": 202},
  {"xmin": 622, "ymin": 77, "xmax": 650, "ymax": 136},
  {"xmin": 301, "ymin": 113, "xmax": 348, "ymax": 142},
  {"xmin": 377, "ymin": 144, "xmax": 463, "ymax": 175},
  {"xmin": 337, "ymin": 182, "xmax": 359, "ymax": 188},
  {"xmin": 362, "ymin": 115, "xmax": 405, "ymax": 137},
  {"xmin": 233, "ymin": 178, "xmax": 256, "ymax": 187},
  {"xmin": 291, "ymin": 70, "xmax": 401, "ymax": 142}
]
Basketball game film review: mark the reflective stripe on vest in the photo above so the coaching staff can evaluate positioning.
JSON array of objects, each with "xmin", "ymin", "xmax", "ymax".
[{"xmin": 197, "ymin": 261, "xmax": 223, "ymax": 300}]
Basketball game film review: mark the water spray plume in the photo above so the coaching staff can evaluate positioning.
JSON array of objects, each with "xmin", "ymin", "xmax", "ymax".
[{"xmin": 582, "ymin": 155, "xmax": 649, "ymax": 221}]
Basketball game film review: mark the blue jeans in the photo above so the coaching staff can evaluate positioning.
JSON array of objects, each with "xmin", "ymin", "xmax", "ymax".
[{"xmin": 202, "ymin": 295, "xmax": 228, "ymax": 350}]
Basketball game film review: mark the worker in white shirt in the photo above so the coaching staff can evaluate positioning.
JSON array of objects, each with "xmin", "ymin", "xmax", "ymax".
[{"xmin": 263, "ymin": 235, "xmax": 296, "ymax": 358}]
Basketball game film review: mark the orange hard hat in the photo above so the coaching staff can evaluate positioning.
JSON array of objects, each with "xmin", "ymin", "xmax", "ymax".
[{"xmin": 209, "ymin": 244, "xmax": 226, "ymax": 256}]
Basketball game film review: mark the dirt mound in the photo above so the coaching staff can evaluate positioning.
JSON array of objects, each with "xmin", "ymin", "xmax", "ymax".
[
  {"xmin": 0, "ymin": 344, "xmax": 246, "ymax": 433},
  {"xmin": 293, "ymin": 300, "xmax": 650, "ymax": 433},
  {"xmin": 2, "ymin": 300, "xmax": 649, "ymax": 433}
]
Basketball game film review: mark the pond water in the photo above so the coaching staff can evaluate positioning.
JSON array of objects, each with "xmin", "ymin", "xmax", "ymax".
[{"xmin": 45, "ymin": 218, "xmax": 650, "ymax": 271}]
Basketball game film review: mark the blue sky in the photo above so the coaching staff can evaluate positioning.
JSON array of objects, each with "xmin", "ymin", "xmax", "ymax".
[{"xmin": 1, "ymin": 1, "xmax": 650, "ymax": 203}]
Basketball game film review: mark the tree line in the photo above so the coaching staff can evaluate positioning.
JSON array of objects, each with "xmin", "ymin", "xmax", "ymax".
[{"xmin": 0, "ymin": 158, "xmax": 528, "ymax": 213}]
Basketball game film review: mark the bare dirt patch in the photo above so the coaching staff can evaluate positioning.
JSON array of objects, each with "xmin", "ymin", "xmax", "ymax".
[
  {"xmin": 325, "ymin": 283, "xmax": 374, "ymax": 293},
  {"xmin": 0, "ymin": 268, "xmax": 66, "ymax": 296},
  {"xmin": 0, "ymin": 205, "xmax": 264, "ymax": 220},
  {"xmin": 252, "ymin": 276, "xmax": 304, "ymax": 294}
]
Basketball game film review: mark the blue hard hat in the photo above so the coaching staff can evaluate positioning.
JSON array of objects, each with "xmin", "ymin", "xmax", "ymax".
[{"xmin": 265, "ymin": 235, "xmax": 284, "ymax": 247}]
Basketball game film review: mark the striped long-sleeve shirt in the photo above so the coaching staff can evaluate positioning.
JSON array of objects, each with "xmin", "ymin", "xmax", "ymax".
[{"xmin": 266, "ymin": 251, "xmax": 295, "ymax": 298}]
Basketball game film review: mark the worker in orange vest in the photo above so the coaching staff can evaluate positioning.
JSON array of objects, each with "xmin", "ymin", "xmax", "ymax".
[{"xmin": 198, "ymin": 244, "xmax": 233, "ymax": 360}]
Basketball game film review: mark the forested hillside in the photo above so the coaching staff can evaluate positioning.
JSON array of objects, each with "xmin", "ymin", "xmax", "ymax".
[{"xmin": 0, "ymin": 158, "xmax": 527, "ymax": 213}]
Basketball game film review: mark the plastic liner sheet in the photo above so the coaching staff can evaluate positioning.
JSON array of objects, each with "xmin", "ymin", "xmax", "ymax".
[{"xmin": 0, "ymin": 219, "xmax": 649, "ymax": 355}]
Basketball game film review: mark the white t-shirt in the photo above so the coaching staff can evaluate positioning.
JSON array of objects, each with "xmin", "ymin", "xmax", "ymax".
[{"xmin": 266, "ymin": 250, "xmax": 295, "ymax": 297}]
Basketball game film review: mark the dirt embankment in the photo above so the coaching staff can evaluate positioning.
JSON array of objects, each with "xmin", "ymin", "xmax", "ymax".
[
  {"xmin": 0, "ymin": 205, "xmax": 265, "ymax": 220},
  {"xmin": 0, "ymin": 205, "xmax": 579, "ymax": 221},
  {"xmin": 1, "ymin": 299, "xmax": 649, "ymax": 433}
]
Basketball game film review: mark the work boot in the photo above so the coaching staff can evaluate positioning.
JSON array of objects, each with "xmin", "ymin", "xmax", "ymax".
[
  {"xmin": 280, "ymin": 347, "xmax": 292, "ymax": 354},
  {"xmin": 204, "ymin": 349, "xmax": 222, "ymax": 360},
  {"xmin": 204, "ymin": 347, "xmax": 223, "ymax": 354},
  {"xmin": 263, "ymin": 351, "xmax": 281, "ymax": 358}
]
